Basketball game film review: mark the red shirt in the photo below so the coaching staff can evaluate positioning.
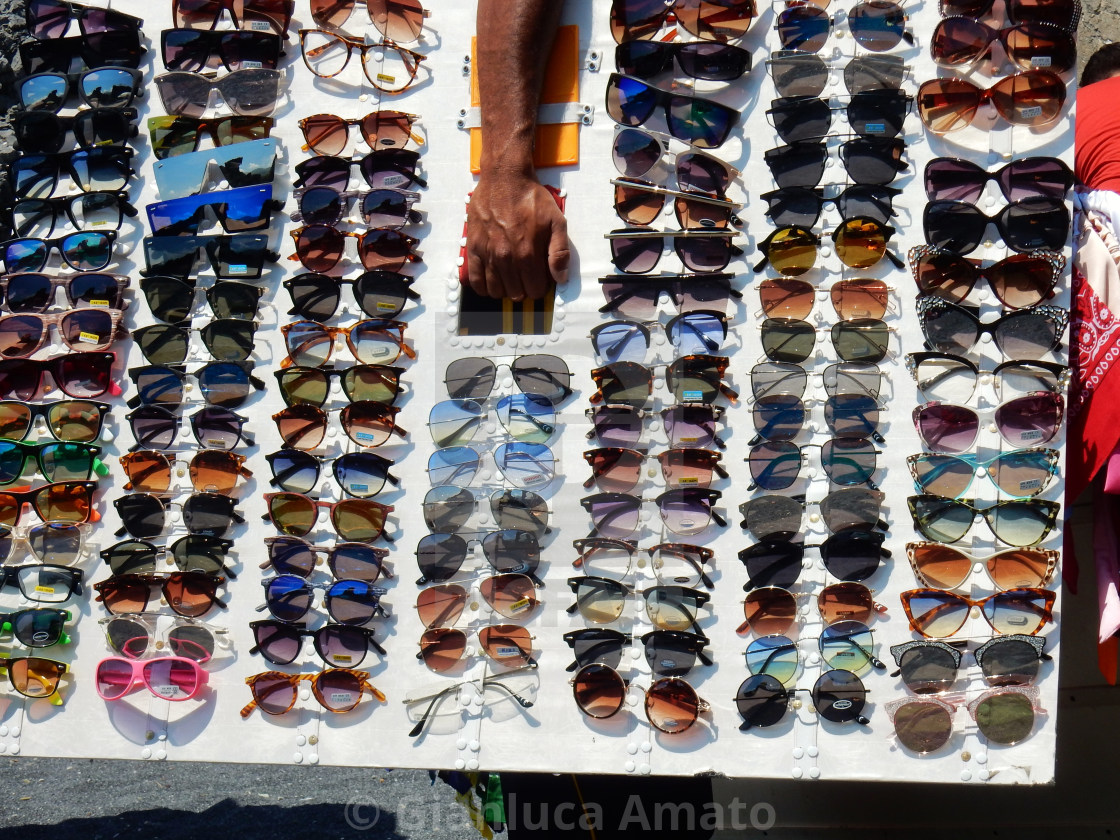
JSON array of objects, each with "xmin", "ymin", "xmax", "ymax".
[{"xmin": 1076, "ymin": 75, "xmax": 1120, "ymax": 192}]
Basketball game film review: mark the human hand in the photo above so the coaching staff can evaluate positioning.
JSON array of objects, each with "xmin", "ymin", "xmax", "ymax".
[{"xmin": 464, "ymin": 168, "xmax": 570, "ymax": 302}]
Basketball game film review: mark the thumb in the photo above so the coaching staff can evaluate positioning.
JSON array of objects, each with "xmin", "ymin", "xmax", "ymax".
[{"xmin": 547, "ymin": 214, "xmax": 570, "ymax": 286}]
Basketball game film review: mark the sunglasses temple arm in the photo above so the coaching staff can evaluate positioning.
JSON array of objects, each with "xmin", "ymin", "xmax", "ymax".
[
  {"xmin": 697, "ymin": 647, "xmax": 713, "ymax": 667},
  {"xmin": 752, "ymin": 253, "xmax": 771, "ymax": 273},
  {"xmin": 407, "ymin": 685, "xmax": 456, "ymax": 738},
  {"xmin": 370, "ymin": 637, "xmax": 388, "ymax": 656},
  {"xmin": 886, "ymin": 250, "xmax": 904, "ymax": 269}
]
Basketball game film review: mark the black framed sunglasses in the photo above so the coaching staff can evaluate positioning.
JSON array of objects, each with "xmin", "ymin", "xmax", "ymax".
[{"xmin": 765, "ymin": 137, "xmax": 908, "ymax": 189}]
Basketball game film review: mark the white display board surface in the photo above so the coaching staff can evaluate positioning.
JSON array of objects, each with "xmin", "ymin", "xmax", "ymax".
[{"xmin": 2, "ymin": 0, "xmax": 1072, "ymax": 784}]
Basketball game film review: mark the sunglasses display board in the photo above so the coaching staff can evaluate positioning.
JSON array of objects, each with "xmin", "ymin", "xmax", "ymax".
[{"xmin": 0, "ymin": 0, "xmax": 1072, "ymax": 786}]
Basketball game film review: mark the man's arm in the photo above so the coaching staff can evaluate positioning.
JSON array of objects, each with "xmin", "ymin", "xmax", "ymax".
[{"xmin": 464, "ymin": 0, "xmax": 570, "ymax": 302}]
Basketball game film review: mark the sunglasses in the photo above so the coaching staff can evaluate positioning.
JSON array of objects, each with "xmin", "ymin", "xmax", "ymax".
[
  {"xmin": 0, "ymin": 438, "xmax": 104, "ymax": 486},
  {"xmin": 906, "ymin": 541, "xmax": 1059, "ymax": 592},
  {"xmin": 10, "ymin": 148, "xmax": 134, "ymax": 199},
  {"xmin": 288, "ymin": 225, "xmax": 422, "ymax": 274},
  {"xmin": 100, "ymin": 615, "xmax": 229, "ymax": 663},
  {"xmin": 598, "ymin": 272, "xmax": 741, "ymax": 319},
  {"xmin": 745, "ymin": 621, "xmax": 885, "ymax": 684},
  {"xmin": 739, "ymin": 488, "xmax": 887, "ymax": 541},
  {"xmin": 0, "ymin": 352, "xmax": 116, "ymax": 401},
  {"xmin": 571, "ymin": 664, "xmax": 710, "ymax": 733},
  {"xmin": 2, "ymin": 231, "xmax": 118, "ymax": 274},
  {"xmin": 765, "ymin": 137, "xmax": 908, "ymax": 189},
  {"xmin": 606, "ymin": 73, "xmax": 740, "ymax": 149},
  {"xmin": 418, "ymin": 625, "xmax": 536, "ymax": 672},
  {"xmin": 100, "ymin": 535, "xmax": 236, "ymax": 579},
  {"xmin": 610, "ymin": 0, "xmax": 756, "ymax": 42},
  {"xmin": 140, "ymin": 275, "xmax": 264, "ymax": 322},
  {"xmin": 907, "ymin": 352, "xmax": 1068, "ymax": 405},
  {"xmin": 924, "ymin": 156, "xmax": 1073, "ymax": 206},
  {"xmin": 423, "ymin": 487, "xmax": 549, "ymax": 537},
  {"xmin": 590, "ymin": 356, "xmax": 738, "ymax": 409},
  {"xmin": 444, "ymin": 355, "xmax": 571, "ymax": 404},
  {"xmin": 607, "ymin": 227, "xmax": 742, "ymax": 274},
  {"xmin": 564, "ymin": 628, "xmax": 712, "ymax": 677},
  {"xmin": 272, "ymin": 402, "xmax": 407, "ymax": 450},
  {"xmin": 739, "ymin": 530, "xmax": 890, "ymax": 589},
  {"xmin": 890, "ymin": 633, "xmax": 1049, "ymax": 694},
  {"xmin": 267, "ymin": 448, "xmax": 399, "ymax": 498},
  {"xmin": 766, "ymin": 51, "xmax": 907, "ymax": 98},
  {"xmin": 901, "ymin": 587, "xmax": 1056, "ymax": 639},
  {"xmin": 155, "ymin": 69, "xmax": 282, "ymax": 120},
  {"xmin": 586, "ymin": 403, "xmax": 728, "ymax": 450},
  {"xmin": 616, "ymin": 39, "xmax": 752, "ymax": 82},
  {"xmin": 259, "ymin": 575, "xmax": 389, "ymax": 625},
  {"xmin": 145, "ymin": 185, "xmax": 282, "ymax": 237},
  {"xmin": 93, "ymin": 572, "xmax": 227, "ymax": 618},
  {"xmin": 568, "ymin": 577, "xmax": 711, "ymax": 632},
  {"xmin": 907, "ymin": 448, "xmax": 1060, "ymax": 501},
  {"xmin": 611, "ymin": 127, "xmax": 738, "ymax": 199},
  {"xmin": 759, "ymin": 317, "xmax": 891, "ymax": 365},
  {"xmin": 17, "ymin": 67, "xmax": 143, "ymax": 112},
  {"xmin": 262, "ymin": 536, "xmax": 391, "ymax": 582},
  {"xmin": 242, "ymin": 669, "xmax": 384, "ymax": 718},
  {"xmin": 161, "ymin": 28, "xmax": 283, "ymax": 72},
  {"xmin": 172, "ymin": 0, "xmax": 294, "ymax": 33},
  {"xmin": 932, "ymin": 18, "xmax": 1075, "ymax": 72},
  {"xmin": 250, "ymin": 619, "xmax": 384, "ymax": 668},
  {"xmin": 281, "ymin": 318, "xmax": 415, "ymax": 369},
  {"xmin": 298, "ymin": 28, "xmax": 427, "ymax": 94},
  {"xmin": 127, "ymin": 361, "xmax": 264, "ymax": 409},
  {"xmin": 583, "ymin": 447, "xmax": 727, "ymax": 494},
  {"xmin": 754, "ymin": 220, "xmax": 903, "ymax": 276},
  {"xmin": 26, "ymin": 0, "xmax": 141, "ymax": 39},
  {"xmin": 611, "ymin": 179, "xmax": 741, "ymax": 229},
  {"xmin": 736, "ymin": 669, "xmax": 869, "ymax": 730},
  {"xmin": 426, "ymin": 443, "xmax": 556, "ymax": 490},
  {"xmin": 428, "ymin": 396, "xmax": 556, "ymax": 448},
  {"xmin": 113, "ymin": 491, "xmax": 245, "ymax": 540},
  {"xmin": 572, "ymin": 539, "xmax": 715, "ymax": 589},
  {"xmin": 415, "ymin": 530, "xmax": 542, "ymax": 585},
  {"xmin": 913, "ymin": 392, "xmax": 1064, "ymax": 454},
  {"xmin": 917, "ymin": 70, "xmax": 1066, "ymax": 134},
  {"xmin": 263, "ymin": 492, "xmax": 394, "ymax": 542},
  {"xmin": 909, "ymin": 495, "xmax": 1061, "ymax": 547},
  {"xmin": 924, "ymin": 197, "xmax": 1069, "ymax": 256},
  {"xmin": 142, "ymin": 233, "xmax": 278, "ymax": 280},
  {"xmin": 756, "ymin": 388, "xmax": 885, "ymax": 446},
  {"xmin": 0, "ymin": 479, "xmax": 96, "ymax": 528},
  {"xmin": 13, "ymin": 108, "xmax": 137, "ymax": 155},
  {"xmin": 284, "ymin": 270, "xmax": 418, "ymax": 322},
  {"xmin": 293, "ymin": 150, "xmax": 427, "ymax": 193},
  {"xmin": 300, "ymin": 111, "xmax": 423, "ymax": 156},
  {"xmin": 776, "ymin": 0, "xmax": 913, "ymax": 53},
  {"xmin": 917, "ymin": 297, "xmax": 1068, "ymax": 360},
  {"xmin": 120, "ymin": 449, "xmax": 252, "ymax": 496},
  {"xmin": 127, "ymin": 404, "xmax": 255, "ymax": 452},
  {"xmin": 760, "ymin": 184, "xmax": 900, "ymax": 228},
  {"xmin": 748, "ymin": 437, "xmax": 880, "ymax": 491},
  {"xmin": 0, "ymin": 310, "xmax": 126, "ymax": 361},
  {"xmin": 909, "ymin": 245, "xmax": 1064, "ymax": 310},
  {"xmin": 940, "ymin": 0, "xmax": 1080, "ymax": 26},
  {"xmin": 152, "ymin": 138, "xmax": 278, "ymax": 200},
  {"xmin": 887, "ymin": 686, "xmax": 1045, "ymax": 753},
  {"xmin": 133, "ymin": 320, "xmax": 259, "ymax": 366},
  {"xmin": 11, "ymin": 194, "xmax": 136, "ymax": 238},
  {"xmin": 750, "ymin": 360, "xmax": 884, "ymax": 402},
  {"xmin": 311, "ymin": 0, "xmax": 427, "ymax": 39},
  {"xmin": 767, "ymin": 91, "xmax": 913, "ymax": 144},
  {"xmin": 1, "ymin": 608, "xmax": 72, "ymax": 649},
  {"xmin": 274, "ymin": 364, "xmax": 405, "ymax": 408},
  {"xmin": 415, "ymin": 575, "xmax": 541, "ymax": 629},
  {"xmin": 292, "ymin": 186, "xmax": 422, "ymax": 229},
  {"xmin": 148, "ymin": 115, "xmax": 274, "ymax": 161},
  {"xmin": 591, "ymin": 312, "xmax": 729, "ymax": 364},
  {"xmin": 0, "ymin": 564, "xmax": 83, "ymax": 603},
  {"xmin": 581, "ymin": 490, "xmax": 727, "ymax": 539},
  {"xmin": 0, "ymin": 271, "xmax": 129, "ymax": 314},
  {"xmin": 20, "ymin": 33, "xmax": 145, "ymax": 75},
  {"xmin": 758, "ymin": 278, "xmax": 890, "ymax": 325}
]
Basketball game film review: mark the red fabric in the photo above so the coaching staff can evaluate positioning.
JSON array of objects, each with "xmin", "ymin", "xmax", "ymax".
[{"xmin": 1076, "ymin": 76, "xmax": 1120, "ymax": 192}]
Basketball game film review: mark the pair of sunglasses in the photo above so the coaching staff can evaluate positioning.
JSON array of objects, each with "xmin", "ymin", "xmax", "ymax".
[
  {"xmin": 429, "ymin": 396, "xmax": 555, "ymax": 448},
  {"xmin": 609, "ymin": 0, "xmax": 757, "ymax": 43},
  {"xmin": 0, "ymin": 352, "xmax": 116, "ymax": 401},
  {"xmin": 573, "ymin": 664, "xmax": 710, "ymax": 734},
  {"xmin": 415, "ymin": 575, "xmax": 540, "ymax": 630},
  {"xmin": 908, "ymin": 495, "xmax": 1061, "ymax": 547},
  {"xmin": 758, "ymin": 317, "xmax": 890, "ymax": 365},
  {"xmin": 26, "ymin": 0, "xmax": 141, "ymax": 39},
  {"xmin": 931, "ymin": 18, "xmax": 1074, "ymax": 72},
  {"xmin": 587, "ymin": 403, "xmax": 727, "ymax": 450},
  {"xmin": 616, "ymin": 39, "xmax": 751, "ymax": 83},
  {"xmin": 907, "ymin": 449, "xmax": 1060, "ymax": 500},
  {"xmin": 100, "ymin": 535, "xmax": 235, "ymax": 580},
  {"xmin": 924, "ymin": 197, "xmax": 1069, "ymax": 255},
  {"xmin": 606, "ymin": 74, "xmax": 740, "ymax": 149},
  {"xmin": 917, "ymin": 70, "xmax": 1066, "ymax": 134},
  {"xmin": 584, "ymin": 447, "xmax": 727, "ymax": 493},
  {"xmin": 748, "ymin": 438, "xmax": 880, "ymax": 491},
  {"xmin": 758, "ymin": 278, "xmax": 890, "ymax": 325},
  {"xmin": 581, "ymin": 490, "xmax": 726, "ymax": 539},
  {"xmin": 113, "ymin": 492, "xmax": 245, "ymax": 540},
  {"xmin": 906, "ymin": 542, "xmax": 1059, "ymax": 591},
  {"xmin": 0, "ymin": 563, "xmax": 84, "ymax": 604},
  {"xmin": 598, "ymin": 272, "xmax": 740, "ymax": 319},
  {"xmin": 568, "ymin": 578, "xmax": 711, "ymax": 634},
  {"xmin": 746, "ymin": 620, "xmax": 884, "ymax": 684},
  {"xmin": 765, "ymin": 137, "xmax": 907, "ymax": 189},
  {"xmin": 739, "ymin": 531, "xmax": 889, "ymax": 589},
  {"xmin": 293, "ymin": 150, "xmax": 427, "ymax": 195},
  {"xmin": 924, "ymin": 157, "xmax": 1073, "ymax": 204},
  {"xmin": 274, "ymin": 364, "xmax": 405, "ymax": 408},
  {"xmin": 119, "ymin": 450, "xmax": 251, "ymax": 496},
  {"xmin": 423, "ymin": 487, "xmax": 549, "ymax": 537},
  {"xmin": 909, "ymin": 245, "xmax": 1065, "ymax": 310},
  {"xmin": 13, "ymin": 108, "xmax": 138, "ymax": 155},
  {"xmin": 94, "ymin": 573, "xmax": 226, "ymax": 619},
  {"xmin": 607, "ymin": 227, "xmax": 742, "ymax": 274},
  {"xmin": 1, "ymin": 607, "xmax": 72, "ymax": 650},
  {"xmin": 148, "ymin": 115, "xmax": 274, "ymax": 160},
  {"xmin": 755, "ymin": 219, "xmax": 903, "ymax": 276},
  {"xmin": 310, "ymin": 0, "xmax": 426, "ymax": 40},
  {"xmin": 572, "ymin": 539, "xmax": 714, "ymax": 589},
  {"xmin": 127, "ymin": 361, "xmax": 264, "ymax": 410},
  {"xmin": 127, "ymin": 405, "xmax": 254, "ymax": 452},
  {"xmin": 445, "ymin": 355, "xmax": 571, "ymax": 404},
  {"xmin": 0, "ymin": 439, "xmax": 104, "ymax": 486},
  {"xmin": 749, "ymin": 360, "xmax": 883, "ymax": 401},
  {"xmin": 260, "ymin": 575, "xmax": 388, "ymax": 625},
  {"xmin": 0, "ymin": 400, "xmax": 110, "ymax": 445},
  {"xmin": 890, "ymin": 633, "xmax": 1049, "ymax": 694},
  {"xmin": 133, "ymin": 320, "xmax": 259, "ymax": 366},
  {"xmin": 426, "ymin": 442, "xmax": 556, "ymax": 491},
  {"xmin": 917, "ymin": 297, "xmax": 1068, "ymax": 360},
  {"xmin": 267, "ymin": 446, "xmax": 399, "ymax": 498},
  {"xmin": 142, "ymin": 233, "xmax": 278, "ymax": 280},
  {"xmin": 241, "ymin": 669, "xmax": 384, "ymax": 718},
  {"xmin": 300, "ymin": 111, "xmax": 423, "ymax": 157},
  {"xmin": 17, "ymin": 67, "xmax": 142, "ymax": 112},
  {"xmin": 272, "ymin": 402, "xmax": 406, "ymax": 451},
  {"xmin": 750, "ymin": 392, "xmax": 885, "ymax": 443},
  {"xmin": 146, "ymin": 184, "xmax": 283, "ymax": 236},
  {"xmin": 939, "ymin": 0, "xmax": 1079, "ymax": 26},
  {"xmin": 284, "ymin": 270, "xmax": 418, "ymax": 322},
  {"xmin": 281, "ymin": 319, "xmax": 415, "ymax": 369},
  {"xmin": 415, "ymin": 530, "xmax": 541, "ymax": 586},
  {"xmin": 907, "ymin": 352, "xmax": 1067, "ymax": 404},
  {"xmin": 761, "ymin": 184, "xmax": 900, "ymax": 228},
  {"xmin": 590, "ymin": 355, "xmax": 738, "ymax": 408},
  {"xmin": 292, "ymin": 186, "xmax": 422, "ymax": 229},
  {"xmin": 155, "ymin": 69, "xmax": 283, "ymax": 119},
  {"xmin": 887, "ymin": 686, "xmax": 1045, "ymax": 753},
  {"xmin": 262, "ymin": 536, "xmax": 391, "ymax": 583},
  {"xmin": 776, "ymin": 0, "xmax": 914, "ymax": 53},
  {"xmin": 140, "ymin": 276, "xmax": 264, "ymax": 322},
  {"xmin": 739, "ymin": 488, "xmax": 887, "ymax": 541},
  {"xmin": 900, "ymin": 587, "xmax": 1056, "ymax": 638},
  {"xmin": 766, "ymin": 51, "xmax": 906, "ymax": 98},
  {"xmin": 263, "ymin": 492, "xmax": 394, "ymax": 543},
  {"xmin": 590, "ymin": 311, "xmax": 729, "ymax": 363},
  {"xmin": 611, "ymin": 178, "xmax": 741, "ymax": 229},
  {"xmin": 250, "ymin": 619, "xmax": 384, "ymax": 668},
  {"xmin": 767, "ymin": 91, "xmax": 912, "ymax": 144},
  {"xmin": 298, "ymin": 29, "xmax": 426, "ymax": 94},
  {"xmin": 2, "ymin": 232, "xmax": 118, "ymax": 275},
  {"xmin": 100, "ymin": 615, "xmax": 228, "ymax": 663},
  {"xmin": 736, "ymin": 669, "xmax": 869, "ymax": 730},
  {"xmin": 288, "ymin": 225, "xmax": 421, "ymax": 274},
  {"xmin": 9, "ymin": 148, "xmax": 134, "ymax": 200},
  {"xmin": 913, "ymin": 392, "xmax": 1064, "ymax": 454},
  {"xmin": 565, "ymin": 628, "xmax": 712, "ymax": 677},
  {"xmin": 611, "ymin": 128, "xmax": 738, "ymax": 199},
  {"xmin": 152, "ymin": 138, "xmax": 277, "ymax": 200},
  {"xmin": 171, "ymin": 0, "xmax": 294, "ymax": 34},
  {"xmin": 11, "ymin": 194, "xmax": 136, "ymax": 238},
  {"xmin": 161, "ymin": 28, "xmax": 283, "ymax": 73},
  {"xmin": 20, "ymin": 33, "xmax": 145, "ymax": 76}
]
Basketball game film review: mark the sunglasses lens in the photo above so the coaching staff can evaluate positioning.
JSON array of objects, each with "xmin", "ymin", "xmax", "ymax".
[
  {"xmin": 769, "ymin": 52, "xmax": 828, "ymax": 97},
  {"xmin": 824, "ymin": 394, "xmax": 880, "ymax": 438},
  {"xmin": 18, "ymin": 565, "xmax": 78, "ymax": 603},
  {"xmin": 587, "ymin": 406, "xmax": 641, "ymax": 450},
  {"xmin": 586, "ymin": 448, "xmax": 643, "ymax": 494},
  {"xmin": 333, "ymin": 451, "xmax": 390, "ymax": 498},
  {"xmin": 748, "ymin": 440, "xmax": 800, "ymax": 490},
  {"xmin": 572, "ymin": 661, "xmax": 626, "ymax": 719},
  {"xmin": 167, "ymin": 624, "xmax": 216, "ymax": 662},
  {"xmin": 273, "ymin": 405, "xmax": 326, "ymax": 451},
  {"xmin": 813, "ymin": 669, "xmax": 867, "ymax": 722},
  {"xmin": 164, "ymin": 572, "xmax": 219, "ymax": 618},
  {"xmin": 197, "ymin": 362, "xmax": 254, "ymax": 408},
  {"xmin": 849, "ymin": 0, "xmax": 906, "ymax": 50},
  {"xmin": 761, "ymin": 318, "xmax": 815, "ymax": 363},
  {"xmin": 578, "ymin": 540, "xmax": 634, "ymax": 578},
  {"xmin": 918, "ymin": 78, "xmax": 983, "ymax": 133},
  {"xmin": 914, "ymin": 403, "xmax": 979, "ymax": 454},
  {"xmin": 750, "ymin": 361, "xmax": 807, "ymax": 401},
  {"xmin": 977, "ymin": 637, "xmax": 1043, "ymax": 686},
  {"xmin": 250, "ymin": 672, "xmax": 297, "ymax": 715},
  {"xmin": 832, "ymin": 278, "xmax": 888, "ymax": 320},
  {"xmin": 656, "ymin": 490, "xmax": 714, "ymax": 536},
  {"xmin": 593, "ymin": 362, "xmax": 651, "ymax": 409},
  {"xmin": 745, "ymin": 635, "xmax": 798, "ymax": 684},
  {"xmin": 832, "ymin": 319, "xmax": 889, "ymax": 363},
  {"xmin": 568, "ymin": 629, "xmax": 626, "ymax": 669},
  {"xmin": 820, "ymin": 619, "xmax": 878, "ymax": 673},
  {"xmin": 479, "ymin": 573, "xmax": 539, "ymax": 619},
  {"xmin": 427, "ymin": 447, "xmax": 479, "ymax": 487},
  {"xmin": 418, "ymin": 628, "xmax": 467, "ymax": 672},
  {"xmin": 777, "ymin": 5, "xmax": 829, "ymax": 52},
  {"xmin": 735, "ymin": 674, "xmax": 788, "ymax": 729},
  {"xmin": 822, "ymin": 533, "xmax": 884, "ymax": 581},
  {"xmin": 822, "ymin": 437, "xmax": 878, "ymax": 485},
  {"xmin": 818, "ymin": 582, "xmax": 875, "ymax": 625},
  {"xmin": 741, "ymin": 540, "xmax": 802, "ymax": 589},
  {"xmin": 421, "ymin": 485, "xmax": 474, "ymax": 533},
  {"xmin": 645, "ymin": 677, "xmax": 699, "ymax": 733},
  {"xmin": 770, "ymin": 97, "xmax": 831, "ymax": 144},
  {"xmin": 265, "ymin": 576, "xmax": 311, "ymax": 622},
  {"xmin": 571, "ymin": 577, "xmax": 627, "ymax": 623},
  {"xmin": 759, "ymin": 277, "xmax": 814, "ymax": 320},
  {"xmin": 846, "ymin": 53, "xmax": 906, "ymax": 93},
  {"xmin": 973, "ymin": 691, "xmax": 1035, "ymax": 744},
  {"xmin": 253, "ymin": 621, "xmax": 301, "ymax": 664},
  {"xmin": 893, "ymin": 700, "xmax": 953, "ymax": 752},
  {"xmin": 753, "ymin": 395, "xmax": 805, "ymax": 441},
  {"xmin": 428, "ymin": 399, "xmax": 482, "ymax": 448},
  {"xmin": 324, "ymin": 579, "xmax": 381, "ymax": 624},
  {"xmin": 96, "ymin": 658, "xmax": 135, "ymax": 700},
  {"xmin": 644, "ymin": 586, "xmax": 700, "ymax": 631},
  {"xmin": 317, "ymin": 625, "xmax": 371, "ymax": 668},
  {"xmin": 740, "ymin": 495, "xmax": 802, "ymax": 541},
  {"xmin": 478, "ymin": 624, "xmax": 533, "ymax": 665},
  {"xmin": 415, "ymin": 533, "xmax": 468, "ymax": 583}
]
